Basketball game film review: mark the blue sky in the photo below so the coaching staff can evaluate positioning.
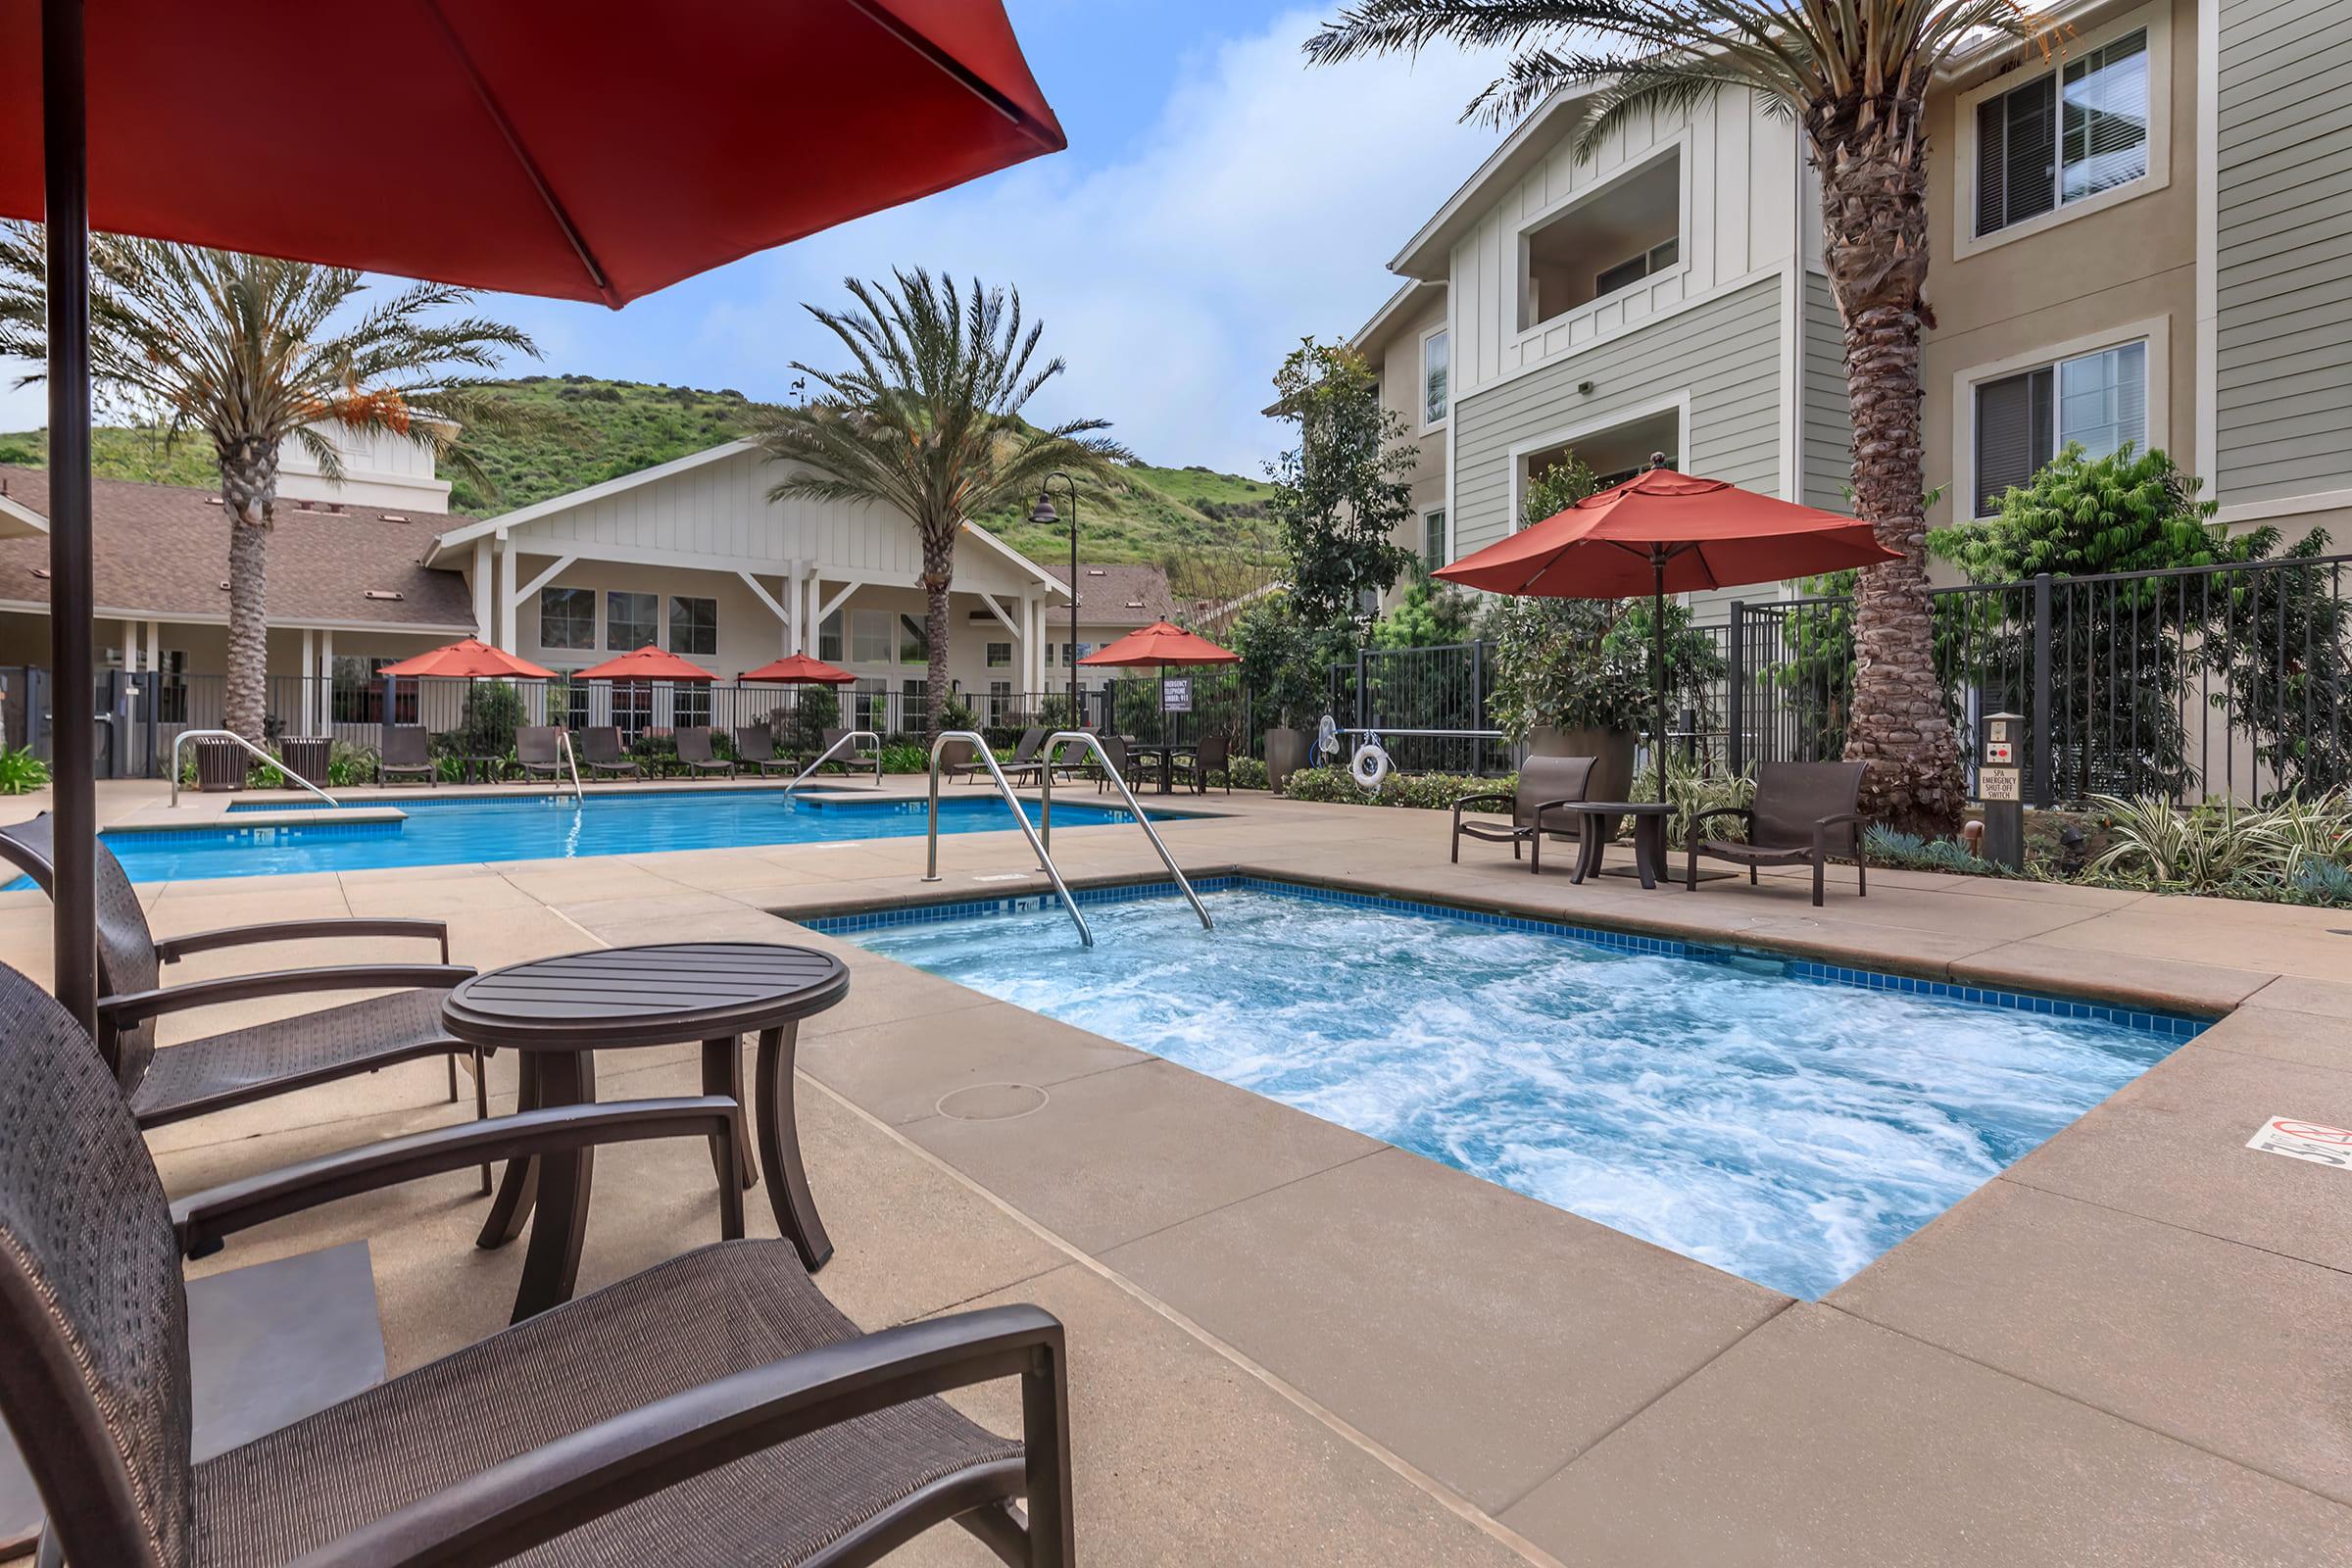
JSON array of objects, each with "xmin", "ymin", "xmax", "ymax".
[{"xmin": 4, "ymin": 5, "xmax": 1506, "ymax": 475}]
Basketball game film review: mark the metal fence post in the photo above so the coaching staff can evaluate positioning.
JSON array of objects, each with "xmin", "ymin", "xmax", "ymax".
[
  {"xmin": 1726, "ymin": 601, "xmax": 1746, "ymax": 776},
  {"xmin": 1354, "ymin": 645, "xmax": 1369, "ymax": 735},
  {"xmin": 2031, "ymin": 572, "xmax": 2054, "ymax": 808},
  {"xmin": 1470, "ymin": 637, "xmax": 1485, "ymax": 776}
]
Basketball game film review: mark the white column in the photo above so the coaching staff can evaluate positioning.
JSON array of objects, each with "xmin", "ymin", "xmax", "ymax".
[
  {"xmin": 120, "ymin": 619, "xmax": 135, "ymax": 673},
  {"xmin": 300, "ymin": 628, "xmax": 317, "ymax": 732},
  {"xmin": 471, "ymin": 538, "xmax": 493, "ymax": 641},
  {"xmin": 143, "ymin": 619, "xmax": 160, "ymax": 677},
  {"xmin": 496, "ymin": 535, "xmax": 517, "ymax": 650},
  {"xmin": 803, "ymin": 574, "xmax": 820, "ymax": 655},
  {"xmin": 318, "ymin": 629, "xmax": 334, "ymax": 731},
  {"xmin": 784, "ymin": 563, "xmax": 802, "ymax": 654}
]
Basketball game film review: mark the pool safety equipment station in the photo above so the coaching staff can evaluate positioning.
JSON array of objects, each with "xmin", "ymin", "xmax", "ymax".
[{"xmin": 1979, "ymin": 711, "xmax": 2026, "ymax": 870}]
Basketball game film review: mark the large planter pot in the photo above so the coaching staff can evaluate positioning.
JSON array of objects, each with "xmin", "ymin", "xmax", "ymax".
[
  {"xmin": 194, "ymin": 738, "xmax": 245, "ymax": 793},
  {"xmin": 1525, "ymin": 725, "xmax": 1637, "ymax": 837},
  {"xmin": 1263, "ymin": 727, "xmax": 1308, "ymax": 794}
]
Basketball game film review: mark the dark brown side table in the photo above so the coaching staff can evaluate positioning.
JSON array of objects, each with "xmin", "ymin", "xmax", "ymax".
[
  {"xmin": 1568, "ymin": 801, "xmax": 1676, "ymax": 889},
  {"xmin": 442, "ymin": 942, "xmax": 849, "ymax": 1320}
]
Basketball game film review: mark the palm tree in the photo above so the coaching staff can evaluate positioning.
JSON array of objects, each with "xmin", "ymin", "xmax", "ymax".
[
  {"xmin": 0, "ymin": 230, "xmax": 536, "ymax": 745},
  {"xmin": 1306, "ymin": 1, "xmax": 2049, "ymax": 832},
  {"xmin": 749, "ymin": 269, "xmax": 1127, "ymax": 734}
]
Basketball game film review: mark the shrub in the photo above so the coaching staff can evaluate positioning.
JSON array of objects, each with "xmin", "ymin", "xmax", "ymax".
[
  {"xmin": 877, "ymin": 742, "xmax": 930, "ymax": 774},
  {"xmin": 1281, "ymin": 766, "xmax": 1509, "ymax": 810},
  {"xmin": 1863, "ymin": 826, "xmax": 2020, "ymax": 878},
  {"xmin": 0, "ymin": 747, "xmax": 50, "ymax": 794},
  {"xmin": 1228, "ymin": 757, "xmax": 1269, "ymax": 791},
  {"xmin": 1628, "ymin": 756, "xmax": 1754, "ymax": 851}
]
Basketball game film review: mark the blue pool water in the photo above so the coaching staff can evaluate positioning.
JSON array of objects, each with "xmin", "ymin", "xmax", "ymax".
[
  {"xmin": 85, "ymin": 791, "xmax": 1163, "ymax": 883},
  {"xmin": 837, "ymin": 878, "xmax": 2198, "ymax": 1299}
]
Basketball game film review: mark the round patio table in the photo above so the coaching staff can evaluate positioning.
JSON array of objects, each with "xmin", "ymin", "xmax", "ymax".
[
  {"xmin": 443, "ymin": 942, "xmax": 850, "ymax": 1321},
  {"xmin": 1565, "ymin": 801, "xmax": 1676, "ymax": 890}
]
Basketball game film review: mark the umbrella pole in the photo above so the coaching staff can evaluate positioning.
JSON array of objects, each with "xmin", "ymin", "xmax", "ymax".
[
  {"xmin": 44, "ymin": 0, "xmax": 98, "ymax": 1036},
  {"xmin": 1650, "ymin": 549, "xmax": 1670, "ymax": 807}
]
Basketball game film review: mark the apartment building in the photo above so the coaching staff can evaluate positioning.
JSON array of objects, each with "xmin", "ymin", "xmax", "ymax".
[{"xmin": 1351, "ymin": 0, "xmax": 2352, "ymax": 600}]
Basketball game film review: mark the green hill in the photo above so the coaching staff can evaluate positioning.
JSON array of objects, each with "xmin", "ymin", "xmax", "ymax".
[{"xmin": 0, "ymin": 374, "xmax": 1276, "ymax": 571}]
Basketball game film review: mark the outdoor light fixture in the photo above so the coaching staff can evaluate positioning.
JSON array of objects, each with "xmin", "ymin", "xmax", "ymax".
[{"xmin": 1033, "ymin": 473, "xmax": 1078, "ymax": 723}]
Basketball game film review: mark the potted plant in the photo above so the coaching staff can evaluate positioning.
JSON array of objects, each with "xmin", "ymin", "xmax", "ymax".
[{"xmin": 1484, "ymin": 595, "xmax": 1644, "ymax": 806}]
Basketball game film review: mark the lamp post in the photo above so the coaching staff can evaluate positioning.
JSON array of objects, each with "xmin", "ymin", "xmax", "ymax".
[{"xmin": 1030, "ymin": 473, "xmax": 1079, "ymax": 726}]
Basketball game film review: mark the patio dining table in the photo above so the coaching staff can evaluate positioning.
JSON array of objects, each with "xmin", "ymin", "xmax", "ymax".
[
  {"xmin": 1125, "ymin": 742, "xmax": 1180, "ymax": 795},
  {"xmin": 442, "ymin": 942, "xmax": 849, "ymax": 1321}
]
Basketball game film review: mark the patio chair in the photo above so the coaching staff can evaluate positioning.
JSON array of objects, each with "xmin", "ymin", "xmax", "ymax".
[
  {"xmin": 515, "ymin": 724, "xmax": 567, "ymax": 782},
  {"xmin": 0, "ymin": 965, "xmax": 1076, "ymax": 1568},
  {"xmin": 995, "ymin": 726, "xmax": 1050, "ymax": 786},
  {"xmin": 1093, "ymin": 735, "xmax": 1147, "ymax": 795},
  {"xmin": 937, "ymin": 736, "xmax": 986, "ymax": 783},
  {"xmin": 373, "ymin": 724, "xmax": 435, "ymax": 786},
  {"xmin": 1687, "ymin": 759, "xmax": 1870, "ymax": 907},
  {"xmin": 579, "ymin": 725, "xmax": 643, "ymax": 780},
  {"xmin": 675, "ymin": 725, "xmax": 737, "ymax": 779},
  {"xmin": 733, "ymin": 724, "xmax": 801, "ymax": 777},
  {"xmin": 820, "ymin": 726, "xmax": 879, "ymax": 771},
  {"xmin": 0, "ymin": 815, "xmax": 492, "ymax": 1180},
  {"xmin": 1449, "ymin": 756, "xmax": 1597, "ymax": 875},
  {"xmin": 1172, "ymin": 732, "xmax": 1232, "ymax": 795}
]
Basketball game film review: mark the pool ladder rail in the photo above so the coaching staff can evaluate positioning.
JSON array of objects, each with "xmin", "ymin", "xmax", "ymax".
[
  {"xmin": 921, "ymin": 729, "xmax": 1212, "ymax": 948},
  {"xmin": 169, "ymin": 728, "xmax": 340, "ymax": 810},
  {"xmin": 783, "ymin": 730, "xmax": 884, "ymax": 797},
  {"xmin": 557, "ymin": 729, "xmax": 585, "ymax": 805}
]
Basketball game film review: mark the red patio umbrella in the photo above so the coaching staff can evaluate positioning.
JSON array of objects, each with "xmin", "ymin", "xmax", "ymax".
[
  {"xmin": 575, "ymin": 646, "xmax": 717, "ymax": 683},
  {"xmin": 1437, "ymin": 463, "xmax": 1899, "ymax": 802},
  {"xmin": 738, "ymin": 654, "xmax": 858, "ymax": 685},
  {"xmin": 375, "ymin": 638, "xmax": 555, "ymax": 681},
  {"xmin": 1081, "ymin": 620, "xmax": 1238, "ymax": 748},
  {"xmin": 12, "ymin": 0, "xmax": 1062, "ymax": 1030}
]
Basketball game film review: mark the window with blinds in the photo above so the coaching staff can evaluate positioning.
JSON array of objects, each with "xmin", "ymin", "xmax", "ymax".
[
  {"xmin": 1975, "ymin": 28, "xmax": 2148, "ymax": 238},
  {"xmin": 1973, "ymin": 340, "xmax": 2147, "ymax": 515}
]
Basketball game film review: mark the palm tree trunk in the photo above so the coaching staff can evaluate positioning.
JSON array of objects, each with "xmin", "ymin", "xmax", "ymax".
[
  {"xmin": 220, "ymin": 436, "xmax": 276, "ymax": 747},
  {"xmin": 1815, "ymin": 95, "xmax": 1966, "ymax": 835},
  {"xmin": 920, "ymin": 525, "xmax": 955, "ymax": 736}
]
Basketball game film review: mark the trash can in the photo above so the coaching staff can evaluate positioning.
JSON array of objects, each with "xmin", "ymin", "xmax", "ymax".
[
  {"xmin": 194, "ymin": 738, "xmax": 245, "ymax": 793},
  {"xmin": 278, "ymin": 736, "xmax": 331, "ymax": 787}
]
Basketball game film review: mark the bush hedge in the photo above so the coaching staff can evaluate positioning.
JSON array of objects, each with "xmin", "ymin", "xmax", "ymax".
[{"xmin": 1281, "ymin": 766, "xmax": 1510, "ymax": 810}]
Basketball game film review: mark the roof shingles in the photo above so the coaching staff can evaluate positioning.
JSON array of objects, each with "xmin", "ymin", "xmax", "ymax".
[
  {"xmin": 1038, "ymin": 563, "xmax": 1181, "ymax": 629},
  {"xmin": 0, "ymin": 466, "xmax": 474, "ymax": 629}
]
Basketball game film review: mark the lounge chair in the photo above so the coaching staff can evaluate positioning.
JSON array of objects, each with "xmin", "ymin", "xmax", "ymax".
[
  {"xmin": 579, "ymin": 725, "xmax": 642, "ymax": 780},
  {"xmin": 1687, "ymin": 759, "xmax": 1870, "ymax": 906},
  {"xmin": 1093, "ymin": 735, "xmax": 1149, "ymax": 795},
  {"xmin": 675, "ymin": 725, "xmax": 736, "ymax": 779},
  {"xmin": 515, "ymin": 724, "xmax": 567, "ymax": 782},
  {"xmin": 0, "ymin": 965, "xmax": 1076, "ymax": 1568},
  {"xmin": 733, "ymin": 724, "xmax": 801, "ymax": 777},
  {"xmin": 1172, "ymin": 732, "xmax": 1232, "ymax": 795},
  {"xmin": 1449, "ymin": 755, "xmax": 1597, "ymax": 874},
  {"xmin": 0, "ymin": 814, "xmax": 490, "ymax": 1167},
  {"xmin": 936, "ymin": 736, "xmax": 987, "ymax": 783},
  {"xmin": 820, "ymin": 726, "xmax": 879, "ymax": 770},
  {"xmin": 374, "ymin": 724, "xmax": 435, "ymax": 786},
  {"xmin": 994, "ymin": 726, "xmax": 1050, "ymax": 786}
]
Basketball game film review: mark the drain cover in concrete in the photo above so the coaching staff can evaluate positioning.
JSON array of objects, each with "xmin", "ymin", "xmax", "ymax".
[
  {"xmin": 2246, "ymin": 1116, "xmax": 2352, "ymax": 1172},
  {"xmin": 937, "ymin": 1083, "xmax": 1049, "ymax": 1121}
]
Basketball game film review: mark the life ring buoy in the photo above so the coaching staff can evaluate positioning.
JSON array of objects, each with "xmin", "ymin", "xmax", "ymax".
[
  {"xmin": 1315, "ymin": 714, "xmax": 1342, "ymax": 761},
  {"xmin": 1350, "ymin": 742, "xmax": 1391, "ymax": 791}
]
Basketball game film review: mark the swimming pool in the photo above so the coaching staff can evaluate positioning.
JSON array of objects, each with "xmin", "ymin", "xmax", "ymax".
[
  {"xmin": 86, "ymin": 790, "xmax": 1167, "ymax": 883},
  {"xmin": 829, "ymin": 877, "xmax": 2201, "ymax": 1299}
]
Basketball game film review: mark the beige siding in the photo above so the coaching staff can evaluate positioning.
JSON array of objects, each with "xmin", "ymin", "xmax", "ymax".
[
  {"xmin": 1449, "ymin": 275, "xmax": 1785, "ymax": 560},
  {"xmin": 1801, "ymin": 270, "xmax": 1854, "ymax": 514},
  {"xmin": 2215, "ymin": 0, "xmax": 2352, "ymax": 502}
]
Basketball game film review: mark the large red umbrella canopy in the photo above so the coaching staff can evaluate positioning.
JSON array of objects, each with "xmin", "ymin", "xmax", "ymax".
[
  {"xmin": 738, "ymin": 654, "xmax": 858, "ymax": 685},
  {"xmin": 375, "ymin": 637, "xmax": 555, "ymax": 680},
  {"xmin": 0, "ymin": 0, "xmax": 1064, "ymax": 306},
  {"xmin": 1078, "ymin": 621, "xmax": 1239, "ymax": 667},
  {"xmin": 1435, "ymin": 467, "xmax": 1898, "ymax": 598},
  {"xmin": 575, "ymin": 646, "xmax": 716, "ymax": 683}
]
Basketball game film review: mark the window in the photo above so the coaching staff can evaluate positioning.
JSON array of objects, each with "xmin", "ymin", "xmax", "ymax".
[
  {"xmin": 849, "ymin": 610, "xmax": 892, "ymax": 664},
  {"xmin": 606, "ymin": 591, "xmax": 658, "ymax": 649},
  {"xmin": 557, "ymin": 676, "xmax": 590, "ymax": 729},
  {"xmin": 902, "ymin": 678, "xmax": 929, "ymax": 732},
  {"xmin": 329, "ymin": 656, "xmax": 416, "ymax": 724},
  {"xmin": 898, "ymin": 613, "xmax": 928, "ymax": 666},
  {"xmin": 610, "ymin": 681, "xmax": 654, "ymax": 740},
  {"xmin": 1973, "ymin": 340, "xmax": 2146, "ymax": 514},
  {"xmin": 1422, "ymin": 329, "xmax": 1448, "ymax": 427},
  {"xmin": 1593, "ymin": 237, "xmax": 1679, "ymax": 300},
  {"xmin": 671, "ymin": 682, "xmax": 710, "ymax": 727},
  {"xmin": 1423, "ymin": 509, "xmax": 1446, "ymax": 570},
  {"xmin": 818, "ymin": 611, "xmax": 843, "ymax": 663},
  {"xmin": 1521, "ymin": 147, "xmax": 1681, "ymax": 330},
  {"xmin": 986, "ymin": 641, "xmax": 1012, "ymax": 669},
  {"xmin": 667, "ymin": 596, "xmax": 716, "ymax": 657},
  {"xmin": 989, "ymin": 679, "xmax": 1011, "ymax": 719},
  {"xmin": 540, "ymin": 586, "xmax": 595, "ymax": 651},
  {"xmin": 1975, "ymin": 28, "xmax": 2148, "ymax": 239}
]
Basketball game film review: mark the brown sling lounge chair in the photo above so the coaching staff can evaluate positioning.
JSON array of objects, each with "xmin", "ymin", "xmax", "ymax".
[
  {"xmin": 1171, "ymin": 732, "xmax": 1232, "ymax": 795},
  {"xmin": 374, "ymin": 724, "xmax": 435, "ymax": 786},
  {"xmin": 734, "ymin": 724, "xmax": 800, "ymax": 777},
  {"xmin": 579, "ymin": 725, "xmax": 642, "ymax": 779},
  {"xmin": 1686, "ymin": 759, "xmax": 1870, "ymax": 906},
  {"xmin": 0, "ymin": 966, "xmax": 1077, "ymax": 1568},
  {"xmin": 675, "ymin": 725, "xmax": 737, "ymax": 779},
  {"xmin": 1450, "ymin": 755, "xmax": 1596, "ymax": 874},
  {"xmin": 514, "ymin": 724, "xmax": 567, "ymax": 782},
  {"xmin": 994, "ymin": 726, "xmax": 1050, "ymax": 786},
  {"xmin": 0, "ymin": 815, "xmax": 491, "ymax": 1174}
]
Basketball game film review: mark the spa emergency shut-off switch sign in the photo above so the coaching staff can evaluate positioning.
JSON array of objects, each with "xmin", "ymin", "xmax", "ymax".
[{"xmin": 2246, "ymin": 1116, "xmax": 2352, "ymax": 1172}]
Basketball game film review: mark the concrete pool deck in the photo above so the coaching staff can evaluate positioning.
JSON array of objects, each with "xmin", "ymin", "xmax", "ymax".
[{"xmin": 3, "ymin": 777, "xmax": 2348, "ymax": 1564}]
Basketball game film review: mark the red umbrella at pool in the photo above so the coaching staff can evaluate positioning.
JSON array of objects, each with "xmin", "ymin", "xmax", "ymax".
[
  {"xmin": 376, "ymin": 638, "xmax": 555, "ymax": 681},
  {"xmin": 738, "ymin": 654, "xmax": 858, "ymax": 685},
  {"xmin": 575, "ymin": 646, "xmax": 717, "ymax": 683},
  {"xmin": 1437, "ymin": 461, "xmax": 1898, "ymax": 802},
  {"xmin": 1080, "ymin": 621, "xmax": 1238, "ymax": 748},
  {"xmin": 11, "ymin": 0, "xmax": 1068, "ymax": 1033}
]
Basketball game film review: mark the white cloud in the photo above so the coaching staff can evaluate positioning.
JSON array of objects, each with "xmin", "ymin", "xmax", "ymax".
[{"xmin": 691, "ymin": 11, "xmax": 1504, "ymax": 472}]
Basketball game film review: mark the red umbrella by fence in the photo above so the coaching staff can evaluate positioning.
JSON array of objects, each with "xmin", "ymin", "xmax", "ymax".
[
  {"xmin": 1437, "ymin": 462, "xmax": 1898, "ymax": 802},
  {"xmin": 10, "ymin": 0, "xmax": 1067, "ymax": 1032},
  {"xmin": 575, "ymin": 647, "xmax": 717, "ymax": 684},
  {"xmin": 376, "ymin": 638, "xmax": 555, "ymax": 681},
  {"xmin": 1081, "ymin": 620, "xmax": 1237, "ymax": 746},
  {"xmin": 738, "ymin": 654, "xmax": 858, "ymax": 685}
]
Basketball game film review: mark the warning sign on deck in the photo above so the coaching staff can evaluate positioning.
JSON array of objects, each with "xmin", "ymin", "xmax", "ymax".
[{"xmin": 2246, "ymin": 1116, "xmax": 2352, "ymax": 1171}]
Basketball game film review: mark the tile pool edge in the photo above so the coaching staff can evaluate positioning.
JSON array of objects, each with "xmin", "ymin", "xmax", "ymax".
[{"xmin": 799, "ymin": 870, "xmax": 2214, "ymax": 1040}]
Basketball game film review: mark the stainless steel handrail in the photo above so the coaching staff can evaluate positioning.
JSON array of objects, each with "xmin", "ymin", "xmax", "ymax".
[
  {"xmin": 170, "ymin": 728, "xmax": 340, "ymax": 809},
  {"xmin": 783, "ymin": 729, "xmax": 883, "ymax": 796},
  {"xmin": 1039, "ymin": 730, "xmax": 1211, "ymax": 932},
  {"xmin": 922, "ymin": 730, "xmax": 1091, "ymax": 946},
  {"xmin": 558, "ymin": 730, "xmax": 585, "ymax": 805}
]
